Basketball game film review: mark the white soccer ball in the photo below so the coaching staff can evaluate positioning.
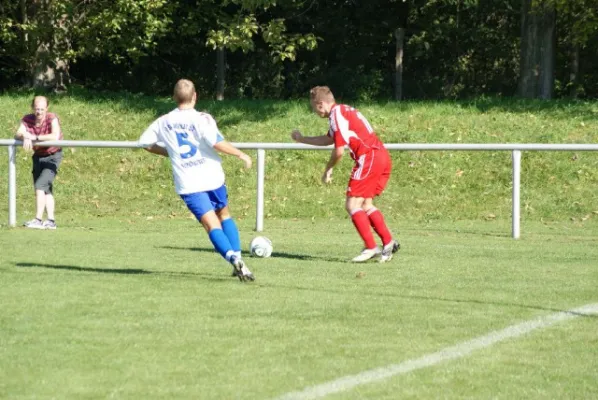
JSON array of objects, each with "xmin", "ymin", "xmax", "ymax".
[{"xmin": 250, "ymin": 236, "xmax": 273, "ymax": 258}]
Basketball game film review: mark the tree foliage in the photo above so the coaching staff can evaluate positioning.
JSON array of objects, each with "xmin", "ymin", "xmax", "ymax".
[{"xmin": 1, "ymin": 0, "xmax": 597, "ymax": 98}]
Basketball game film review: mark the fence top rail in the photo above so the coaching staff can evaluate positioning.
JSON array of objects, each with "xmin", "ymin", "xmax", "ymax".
[{"xmin": 1, "ymin": 139, "xmax": 598, "ymax": 151}]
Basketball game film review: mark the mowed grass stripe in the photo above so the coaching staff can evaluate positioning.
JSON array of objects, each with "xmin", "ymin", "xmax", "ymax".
[{"xmin": 275, "ymin": 303, "xmax": 598, "ymax": 400}]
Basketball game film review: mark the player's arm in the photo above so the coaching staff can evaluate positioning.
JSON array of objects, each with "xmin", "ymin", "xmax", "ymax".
[
  {"xmin": 14, "ymin": 123, "xmax": 35, "ymax": 151},
  {"xmin": 145, "ymin": 144, "xmax": 169, "ymax": 157},
  {"xmin": 34, "ymin": 118, "xmax": 61, "ymax": 141},
  {"xmin": 291, "ymin": 129, "xmax": 334, "ymax": 146},
  {"xmin": 202, "ymin": 114, "xmax": 252, "ymax": 168},
  {"xmin": 14, "ymin": 123, "xmax": 34, "ymax": 140},
  {"xmin": 213, "ymin": 140, "xmax": 252, "ymax": 169},
  {"xmin": 138, "ymin": 120, "xmax": 168, "ymax": 157},
  {"xmin": 322, "ymin": 146, "xmax": 344, "ymax": 184}
]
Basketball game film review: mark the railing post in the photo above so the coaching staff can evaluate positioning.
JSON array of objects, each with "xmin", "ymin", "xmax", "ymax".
[
  {"xmin": 255, "ymin": 149, "xmax": 265, "ymax": 232},
  {"xmin": 8, "ymin": 145, "xmax": 17, "ymax": 227},
  {"xmin": 512, "ymin": 150, "xmax": 521, "ymax": 239}
]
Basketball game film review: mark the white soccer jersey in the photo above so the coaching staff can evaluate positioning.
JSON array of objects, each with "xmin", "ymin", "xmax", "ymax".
[{"xmin": 139, "ymin": 108, "xmax": 226, "ymax": 194}]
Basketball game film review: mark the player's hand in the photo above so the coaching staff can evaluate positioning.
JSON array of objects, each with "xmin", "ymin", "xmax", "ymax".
[
  {"xmin": 322, "ymin": 169, "xmax": 333, "ymax": 184},
  {"xmin": 239, "ymin": 153, "xmax": 252, "ymax": 169},
  {"xmin": 291, "ymin": 129, "xmax": 303, "ymax": 142},
  {"xmin": 22, "ymin": 138, "xmax": 33, "ymax": 152}
]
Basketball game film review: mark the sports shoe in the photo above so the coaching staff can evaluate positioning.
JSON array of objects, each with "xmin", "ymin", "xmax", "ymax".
[
  {"xmin": 230, "ymin": 255, "xmax": 255, "ymax": 282},
  {"xmin": 42, "ymin": 220, "xmax": 57, "ymax": 230},
  {"xmin": 379, "ymin": 240, "xmax": 400, "ymax": 263},
  {"xmin": 351, "ymin": 247, "xmax": 381, "ymax": 263},
  {"xmin": 230, "ymin": 252, "xmax": 242, "ymax": 277},
  {"xmin": 23, "ymin": 218, "xmax": 44, "ymax": 229}
]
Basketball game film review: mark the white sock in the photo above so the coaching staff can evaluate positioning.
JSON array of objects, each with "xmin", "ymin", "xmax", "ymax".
[{"xmin": 225, "ymin": 250, "xmax": 235, "ymax": 262}]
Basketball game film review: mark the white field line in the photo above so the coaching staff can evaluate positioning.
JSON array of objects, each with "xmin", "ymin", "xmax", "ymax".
[{"xmin": 275, "ymin": 303, "xmax": 598, "ymax": 400}]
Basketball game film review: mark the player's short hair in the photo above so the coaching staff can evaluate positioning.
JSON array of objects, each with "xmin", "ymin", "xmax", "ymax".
[
  {"xmin": 31, "ymin": 96, "xmax": 49, "ymax": 109},
  {"xmin": 173, "ymin": 79, "xmax": 196, "ymax": 104},
  {"xmin": 310, "ymin": 86, "xmax": 335, "ymax": 103}
]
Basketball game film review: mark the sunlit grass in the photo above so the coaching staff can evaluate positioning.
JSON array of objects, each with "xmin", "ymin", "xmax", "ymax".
[
  {"xmin": 0, "ymin": 91, "xmax": 597, "ymax": 226},
  {"xmin": 0, "ymin": 218, "xmax": 597, "ymax": 399}
]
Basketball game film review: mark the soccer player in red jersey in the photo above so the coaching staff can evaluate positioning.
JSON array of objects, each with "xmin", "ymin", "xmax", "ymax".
[{"xmin": 291, "ymin": 86, "xmax": 400, "ymax": 262}]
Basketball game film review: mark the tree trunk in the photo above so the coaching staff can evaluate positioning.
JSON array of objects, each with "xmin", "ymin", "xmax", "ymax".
[
  {"xmin": 216, "ymin": 47, "xmax": 225, "ymax": 101},
  {"xmin": 569, "ymin": 43, "xmax": 580, "ymax": 98},
  {"xmin": 538, "ymin": 6, "xmax": 555, "ymax": 99},
  {"xmin": 30, "ymin": 0, "xmax": 70, "ymax": 91},
  {"xmin": 32, "ymin": 43, "xmax": 55, "ymax": 88},
  {"xmin": 20, "ymin": 0, "xmax": 28, "ymax": 45},
  {"xmin": 394, "ymin": 28, "xmax": 405, "ymax": 101},
  {"xmin": 31, "ymin": 42, "xmax": 70, "ymax": 91},
  {"xmin": 518, "ymin": 0, "xmax": 556, "ymax": 99}
]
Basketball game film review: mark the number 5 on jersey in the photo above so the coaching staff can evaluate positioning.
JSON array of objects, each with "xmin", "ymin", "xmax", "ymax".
[{"xmin": 176, "ymin": 132, "xmax": 198, "ymax": 159}]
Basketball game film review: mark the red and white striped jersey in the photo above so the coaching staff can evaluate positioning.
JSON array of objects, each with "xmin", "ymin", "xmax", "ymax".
[{"xmin": 327, "ymin": 104, "xmax": 384, "ymax": 160}]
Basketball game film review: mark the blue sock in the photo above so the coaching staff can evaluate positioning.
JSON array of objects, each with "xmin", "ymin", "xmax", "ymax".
[
  {"xmin": 208, "ymin": 229, "xmax": 234, "ymax": 261},
  {"xmin": 221, "ymin": 218, "xmax": 241, "ymax": 252}
]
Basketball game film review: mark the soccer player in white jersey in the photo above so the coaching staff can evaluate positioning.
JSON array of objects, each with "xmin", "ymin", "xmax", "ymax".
[
  {"xmin": 291, "ymin": 86, "xmax": 400, "ymax": 263},
  {"xmin": 139, "ymin": 79, "xmax": 255, "ymax": 282}
]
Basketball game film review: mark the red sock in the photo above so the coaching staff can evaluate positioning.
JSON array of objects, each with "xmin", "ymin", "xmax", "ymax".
[
  {"xmin": 351, "ymin": 209, "xmax": 377, "ymax": 249},
  {"xmin": 367, "ymin": 208, "xmax": 393, "ymax": 246}
]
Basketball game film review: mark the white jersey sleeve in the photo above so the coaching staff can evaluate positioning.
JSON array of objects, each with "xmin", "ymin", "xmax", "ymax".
[
  {"xmin": 197, "ymin": 113, "xmax": 225, "ymax": 146},
  {"xmin": 138, "ymin": 119, "xmax": 160, "ymax": 146}
]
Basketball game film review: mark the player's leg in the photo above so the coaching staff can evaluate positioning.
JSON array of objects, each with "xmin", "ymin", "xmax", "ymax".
[
  {"xmin": 365, "ymin": 198, "xmax": 399, "ymax": 262},
  {"xmin": 199, "ymin": 210, "xmax": 231, "ymax": 259},
  {"xmin": 215, "ymin": 205, "xmax": 246, "ymax": 278},
  {"xmin": 24, "ymin": 156, "xmax": 46, "ymax": 229},
  {"xmin": 200, "ymin": 210, "xmax": 253, "ymax": 281},
  {"xmin": 182, "ymin": 192, "xmax": 233, "ymax": 259},
  {"xmin": 33, "ymin": 153, "xmax": 61, "ymax": 229},
  {"xmin": 35, "ymin": 190, "xmax": 46, "ymax": 220},
  {"xmin": 346, "ymin": 196, "xmax": 380, "ymax": 262},
  {"xmin": 211, "ymin": 185, "xmax": 254, "ymax": 280},
  {"xmin": 215, "ymin": 206, "xmax": 241, "ymax": 257},
  {"xmin": 43, "ymin": 193, "xmax": 56, "ymax": 228},
  {"xmin": 363, "ymin": 198, "xmax": 392, "ymax": 247},
  {"xmin": 181, "ymin": 190, "xmax": 254, "ymax": 281},
  {"xmin": 368, "ymin": 153, "xmax": 400, "ymax": 262},
  {"xmin": 42, "ymin": 152, "xmax": 61, "ymax": 229},
  {"xmin": 210, "ymin": 184, "xmax": 241, "ymax": 262}
]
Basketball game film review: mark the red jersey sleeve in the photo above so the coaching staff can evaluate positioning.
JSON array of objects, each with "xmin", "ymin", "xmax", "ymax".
[{"xmin": 328, "ymin": 105, "xmax": 349, "ymax": 148}]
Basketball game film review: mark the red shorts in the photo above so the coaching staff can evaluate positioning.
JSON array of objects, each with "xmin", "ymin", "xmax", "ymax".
[{"xmin": 346, "ymin": 149, "xmax": 392, "ymax": 198}]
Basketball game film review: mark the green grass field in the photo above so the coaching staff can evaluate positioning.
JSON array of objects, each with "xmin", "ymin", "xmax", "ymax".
[
  {"xmin": 1, "ymin": 218, "xmax": 597, "ymax": 399},
  {"xmin": 0, "ymin": 91, "xmax": 597, "ymax": 398}
]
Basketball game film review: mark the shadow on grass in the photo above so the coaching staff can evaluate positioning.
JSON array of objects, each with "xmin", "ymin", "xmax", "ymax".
[
  {"xmin": 160, "ymin": 245, "xmax": 346, "ymax": 263},
  {"xmin": 334, "ymin": 97, "xmax": 598, "ymax": 123},
  {"xmin": 17, "ymin": 262, "xmax": 150, "ymax": 274},
  {"xmin": 263, "ymin": 282, "xmax": 598, "ymax": 318},
  {"xmin": 461, "ymin": 97, "xmax": 598, "ymax": 121},
  {"xmin": 15, "ymin": 262, "xmax": 233, "ymax": 282}
]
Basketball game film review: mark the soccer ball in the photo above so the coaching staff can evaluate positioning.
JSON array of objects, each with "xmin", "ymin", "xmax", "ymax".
[{"xmin": 250, "ymin": 236, "xmax": 273, "ymax": 258}]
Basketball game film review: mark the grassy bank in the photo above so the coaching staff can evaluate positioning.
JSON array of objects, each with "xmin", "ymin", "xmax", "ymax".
[{"xmin": 1, "ymin": 90, "xmax": 597, "ymax": 225}]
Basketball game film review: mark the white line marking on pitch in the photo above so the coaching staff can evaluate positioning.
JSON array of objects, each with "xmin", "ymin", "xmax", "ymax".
[{"xmin": 275, "ymin": 303, "xmax": 598, "ymax": 400}]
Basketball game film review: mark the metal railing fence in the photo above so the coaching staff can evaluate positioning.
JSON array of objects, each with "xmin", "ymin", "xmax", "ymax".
[{"xmin": 3, "ymin": 139, "xmax": 598, "ymax": 238}]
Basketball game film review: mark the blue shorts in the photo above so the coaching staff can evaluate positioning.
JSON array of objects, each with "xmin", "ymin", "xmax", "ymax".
[{"xmin": 180, "ymin": 185, "xmax": 229, "ymax": 221}]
